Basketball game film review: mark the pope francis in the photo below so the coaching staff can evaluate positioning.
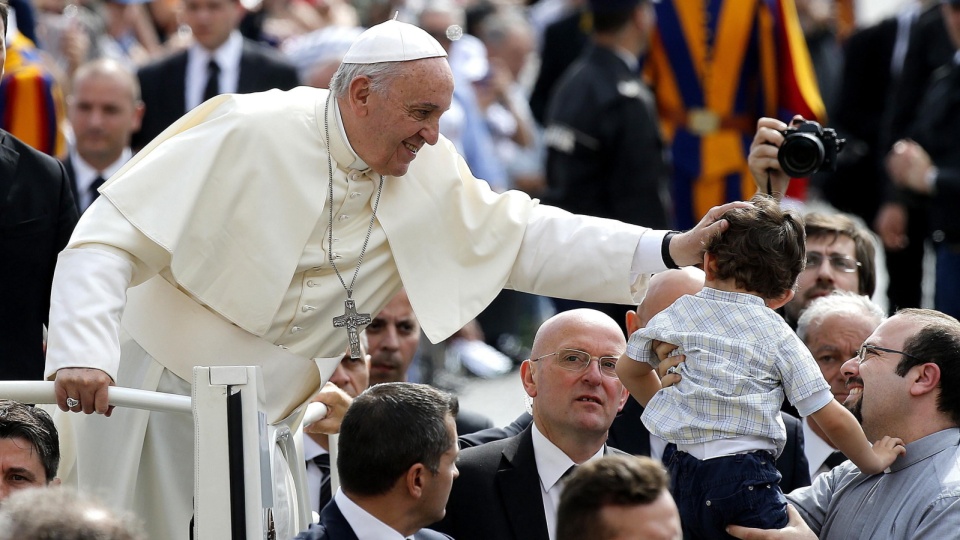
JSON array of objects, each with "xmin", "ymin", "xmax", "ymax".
[{"xmin": 44, "ymin": 18, "xmax": 741, "ymax": 539}]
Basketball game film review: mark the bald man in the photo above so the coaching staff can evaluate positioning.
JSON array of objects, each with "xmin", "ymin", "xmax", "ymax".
[
  {"xmin": 64, "ymin": 58, "xmax": 144, "ymax": 212},
  {"xmin": 435, "ymin": 309, "xmax": 629, "ymax": 540}
]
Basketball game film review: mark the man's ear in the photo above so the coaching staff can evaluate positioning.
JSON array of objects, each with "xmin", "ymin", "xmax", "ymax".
[
  {"xmin": 625, "ymin": 310, "xmax": 641, "ymax": 335},
  {"xmin": 348, "ymin": 76, "xmax": 373, "ymax": 116},
  {"xmin": 405, "ymin": 463, "xmax": 427, "ymax": 499},
  {"xmin": 616, "ymin": 384, "xmax": 629, "ymax": 412},
  {"xmin": 520, "ymin": 359, "xmax": 537, "ymax": 399},
  {"xmin": 909, "ymin": 362, "xmax": 942, "ymax": 397},
  {"xmin": 50, "ymin": 478, "xmax": 61, "ymax": 486},
  {"xmin": 765, "ymin": 289, "xmax": 795, "ymax": 310}
]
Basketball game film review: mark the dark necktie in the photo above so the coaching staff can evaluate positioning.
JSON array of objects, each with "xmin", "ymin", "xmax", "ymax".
[
  {"xmin": 203, "ymin": 59, "xmax": 220, "ymax": 102},
  {"xmin": 311, "ymin": 454, "xmax": 332, "ymax": 510},
  {"xmin": 823, "ymin": 451, "xmax": 847, "ymax": 470},
  {"xmin": 89, "ymin": 175, "xmax": 105, "ymax": 206}
]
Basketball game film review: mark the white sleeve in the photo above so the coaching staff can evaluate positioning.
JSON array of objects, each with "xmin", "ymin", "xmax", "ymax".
[
  {"xmin": 44, "ymin": 198, "xmax": 172, "ymax": 381},
  {"xmin": 44, "ymin": 247, "xmax": 136, "ymax": 381},
  {"xmin": 508, "ymin": 204, "xmax": 666, "ymax": 304}
]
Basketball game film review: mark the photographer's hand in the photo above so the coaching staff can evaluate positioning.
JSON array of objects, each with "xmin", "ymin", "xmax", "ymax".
[{"xmin": 749, "ymin": 116, "xmax": 804, "ymax": 201}]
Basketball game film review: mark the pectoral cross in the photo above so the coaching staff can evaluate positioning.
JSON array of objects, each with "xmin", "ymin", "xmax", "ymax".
[{"xmin": 333, "ymin": 299, "xmax": 371, "ymax": 359}]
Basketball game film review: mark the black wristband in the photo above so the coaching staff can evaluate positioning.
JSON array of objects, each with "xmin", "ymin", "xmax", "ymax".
[{"xmin": 661, "ymin": 231, "xmax": 680, "ymax": 269}]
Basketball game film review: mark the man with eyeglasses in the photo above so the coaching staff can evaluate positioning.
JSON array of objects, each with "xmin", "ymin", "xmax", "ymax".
[
  {"xmin": 729, "ymin": 308, "xmax": 960, "ymax": 539},
  {"xmin": 433, "ymin": 309, "xmax": 629, "ymax": 540}
]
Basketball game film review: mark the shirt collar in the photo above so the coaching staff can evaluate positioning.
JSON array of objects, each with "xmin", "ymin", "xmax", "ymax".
[
  {"xmin": 531, "ymin": 422, "xmax": 604, "ymax": 492},
  {"xmin": 191, "ymin": 31, "xmax": 243, "ymax": 70},
  {"xmin": 303, "ymin": 434, "xmax": 329, "ymax": 461},
  {"xmin": 697, "ymin": 287, "xmax": 766, "ymax": 307},
  {"xmin": 334, "ymin": 489, "xmax": 410, "ymax": 540},
  {"xmin": 801, "ymin": 417, "xmax": 836, "ymax": 471},
  {"xmin": 889, "ymin": 428, "xmax": 960, "ymax": 473},
  {"xmin": 611, "ymin": 46, "xmax": 640, "ymax": 73},
  {"xmin": 69, "ymin": 146, "xmax": 132, "ymax": 190},
  {"xmin": 332, "ymin": 97, "xmax": 370, "ymax": 171}
]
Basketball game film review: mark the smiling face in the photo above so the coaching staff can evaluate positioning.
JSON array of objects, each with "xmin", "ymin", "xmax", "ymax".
[
  {"xmin": 841, "ymin": 315, "xmax": 919, "ymax": 440},
  {"xmin": 523, "ymin": 310, "xmax": 628, "ymax": 440},
  {"xmin": 344, "ymin": 58, "xmax": 454, "ymax": 177}
]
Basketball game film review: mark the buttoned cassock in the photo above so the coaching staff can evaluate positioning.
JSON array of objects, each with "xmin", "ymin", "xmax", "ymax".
[{"xmin": 43, "ymin": 87, "xmax": 666, "ymax": 539}]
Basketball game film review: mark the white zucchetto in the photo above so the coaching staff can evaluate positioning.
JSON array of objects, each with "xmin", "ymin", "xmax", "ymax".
[{"xmin": 340, "ymin": 20, "xmax": 448, "ymax": 64}]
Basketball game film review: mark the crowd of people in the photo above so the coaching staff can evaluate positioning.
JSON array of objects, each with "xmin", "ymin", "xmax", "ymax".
[{"xmin": 3, "ymin": 0, "xmax": 960, "ymax": 538}]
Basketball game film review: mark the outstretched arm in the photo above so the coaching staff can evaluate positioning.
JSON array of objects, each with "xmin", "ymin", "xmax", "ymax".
[{"xmin": 809, "ymin": 400, "xmax": 905, "ymax": 475}]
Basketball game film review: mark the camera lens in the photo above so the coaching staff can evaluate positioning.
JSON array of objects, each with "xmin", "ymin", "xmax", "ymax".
[{"xmin": 778, "ymin": 133, "xmax": 825, "ymax": 177}]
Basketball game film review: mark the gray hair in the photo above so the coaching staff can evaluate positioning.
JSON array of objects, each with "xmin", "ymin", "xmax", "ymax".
[
  {"xmin": 328, "ymin": 61, "xmax": 408, "ymax": 99},
  {"xmin": 796, "ymin": 290, "xmax": 886, "ymax": 342},
  {"xmin": 0, "ymin": 487, "xmax": 144, "ymax": 540}
]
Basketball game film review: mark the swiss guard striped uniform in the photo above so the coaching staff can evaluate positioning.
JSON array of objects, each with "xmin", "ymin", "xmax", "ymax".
[
  {"xmin": 0, "ymin": 31, "xmax": 67, "ymax": 157},
  {"xmin": 646, "ymin": 0, "xmax": 825, "ymax": 228}
]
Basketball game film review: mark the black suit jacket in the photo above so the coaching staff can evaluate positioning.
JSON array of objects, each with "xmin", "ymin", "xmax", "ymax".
[
  {"xmin": 436, "ymin": 425, "xmax": 623, "ymax": 540},
  {"xmin": 0, "ymin": 130, "xmax": 78, "ymax": 380},
  {"xmin": 609, "ymin": 396, "xmax": 812, "ymax": 492},
  {"xmin": 294, "ymin": 500, "xmax": 452, "ymax": 540},
  {"xmin": 133, "ymin": 39, "xmax": 300, "ymax": 148}
]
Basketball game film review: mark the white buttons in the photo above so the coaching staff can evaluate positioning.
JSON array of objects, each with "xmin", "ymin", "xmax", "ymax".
[
  {"xmin": 291, "ymin": 326, "xmax": 303, "ymax": 334},
  {"xmin": 302, "ymin": 305, "xmax": 316, "ymax": 312},
  {"xmin": 349, "ymin": 192, "xmax": 361, "ymax": 199},
  {"xmin": 306, "ymin": 280, "xmax": 317, "ymax": 287},
  {"xmin": 338, "ymin": 215, "xmax": 349, "ymax": 221},
  {"xmin": 348, "ymin": 172, "xmax": 358, "ymax": 181}
]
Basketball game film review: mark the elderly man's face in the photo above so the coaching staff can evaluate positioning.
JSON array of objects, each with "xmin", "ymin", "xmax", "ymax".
[
  {"xmin": 785, "ymin": 234, "xmax": 861, "ymax": 323},
  {"xmin": 523, "ymin": 313, "xmax": 628, "ymax": 438},
  {"xmin": 841, "ymin": 315, "xmax": 919, "ymax": 440},
  {"xmin": 805, "ymin": 311, "xmax": 878, "ymax": 404},
  {"xmin": 0, "ymin": 437, "xmax": 52, "ymax": 500},
  {"xmin": 357, "ymin": 58, "xmax": 453, "ymax": 177},
  {"xmin": 328, "ymin": 351, "xmax": 370, "ymax": 398}
]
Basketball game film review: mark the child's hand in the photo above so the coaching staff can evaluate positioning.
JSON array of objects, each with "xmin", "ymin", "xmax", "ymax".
[{"xmin": 862, "ymin": 436, "xmax": 906, "ymax": 474}]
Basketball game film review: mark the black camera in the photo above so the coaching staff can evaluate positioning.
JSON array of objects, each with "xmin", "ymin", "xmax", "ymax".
[{"xmin": 778, "ymin": 120, "xmax": 845, "ymax": 177}]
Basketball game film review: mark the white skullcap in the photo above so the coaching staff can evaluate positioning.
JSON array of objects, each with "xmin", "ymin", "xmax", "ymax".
[{"xmin": 341, "ymin": 19, "xmax": 447, "ymax": 64}]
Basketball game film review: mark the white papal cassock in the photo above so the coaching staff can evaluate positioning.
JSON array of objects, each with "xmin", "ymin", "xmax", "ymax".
[{"xmin": 44, "ymin": 87, "xmax": 668, "ymax": 539}]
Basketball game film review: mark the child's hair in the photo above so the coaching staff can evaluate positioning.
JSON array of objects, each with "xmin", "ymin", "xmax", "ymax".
[{"xmin": 703, "ymin": 194, "xmax": 805, "ymax": 299}]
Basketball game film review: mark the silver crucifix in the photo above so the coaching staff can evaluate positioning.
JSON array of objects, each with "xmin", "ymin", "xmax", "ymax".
[{"xmin": 333, "ymin": 299, "xmax": 371, "ymax": 359}]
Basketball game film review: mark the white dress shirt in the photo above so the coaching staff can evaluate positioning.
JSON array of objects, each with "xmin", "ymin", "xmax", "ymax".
[
  {"xmin": 531, "ymin": 423, "xmax": 605, "ymax": 540},
  {"xmin": 334, "ymin": 489, "xmax": 412, "ymax": 540},
  {"xmin": 303, "ymin": 435, "xmax": 328, "ymax": 516},
  {"xmin": 801, "ymin": 417, "xmax": 836, "ymax": 481},
  {"xmin": 69, "ymin": 147, "xmax": 132, "ymax": 211},
  {"xmin": 185, "ymin": 31, "xmax": 243, "ymax": 111}
]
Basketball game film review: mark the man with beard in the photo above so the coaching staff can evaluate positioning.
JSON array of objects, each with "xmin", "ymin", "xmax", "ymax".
[
  {"xmin": 728, "ymin": 308, "xmax": 960, "ymax": 539},
  {"xmin": 366, "ymin": 288, "xmax": 493, "ymax": 435}
]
